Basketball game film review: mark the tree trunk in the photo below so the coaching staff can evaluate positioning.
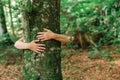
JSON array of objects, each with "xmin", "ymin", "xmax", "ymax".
[
  {"xmin": 0, "ymin": 0, "xmax": 13, "ymax": 45},
  {"xmin": 22, "ymin": 0, "xmax": 62, "ymax": 80},
  {"xmin": 8, "ymin": 0, "xmax": 16, "ymax": 37}
]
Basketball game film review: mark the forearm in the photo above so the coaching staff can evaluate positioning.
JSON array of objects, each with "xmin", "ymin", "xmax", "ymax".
[
  {"xmin": 53, "ymin": 33, "xmax": 70, "ymax": 44},
  {"xmin": 14, "ymin": 40, "xmax": 29, "ymax": 50}
]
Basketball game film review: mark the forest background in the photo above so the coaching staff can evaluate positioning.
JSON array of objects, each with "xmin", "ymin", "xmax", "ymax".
[{"xmin": 0, "ymin": 0, "xmax": 120, "ymax": 80}]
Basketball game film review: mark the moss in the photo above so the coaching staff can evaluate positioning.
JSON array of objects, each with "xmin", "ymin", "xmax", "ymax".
[{"xmin": 22, "ymin": 0, "xmax": 62, "ymax": 80}]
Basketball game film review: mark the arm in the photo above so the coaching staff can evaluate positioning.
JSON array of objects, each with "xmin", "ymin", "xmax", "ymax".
[
  {"xmin": 52, "ymin": 33, "xmax": 70, "ymax": 44},
  {"xmin": 14, "ymin": 38, "xmax": 46, "ymax": 54},
  {"xmin": 14, "ymin": 38, "xmax": 28, "ymax": 49},
  {"xmin": 37, "ymin": 28, "xmax": 70, "ymax": 44}
]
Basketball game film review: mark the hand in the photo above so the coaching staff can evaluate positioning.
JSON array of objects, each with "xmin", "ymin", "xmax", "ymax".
[
  {"xmin": 28, "ymin": 40, "xmax": 46, "ymax": 54},
  {"xmin": 37, "ymin": 28, "xmax": 55, "ymax": 41}
]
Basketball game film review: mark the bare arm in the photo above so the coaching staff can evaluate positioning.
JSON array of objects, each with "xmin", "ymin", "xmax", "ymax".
[
  {"xmin": 14, "ymin": 38, "xmax": 28, "ymax": 49},
  {"xmin": 14, "ymin": 38, "xmax": 46, "ymax": 54},
  {"xmin": 53, "ymin": 33, "xmax": 70, "ymax": 44},
  {"xmin": 37, "ymin": 28, "xmax": 70, "ymax": 44}
]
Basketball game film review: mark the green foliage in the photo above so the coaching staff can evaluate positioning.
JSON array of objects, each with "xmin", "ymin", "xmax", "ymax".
[
  {"xmin": 0, "ymin": 52, "xmax": 7, "ymax": 64},
  {"xmin": 113, "ymin": 49, "xmax": 120, "ymax": 54},
  {"xmin": 61, "ymin": 0, "xmax": 120, "ymax": 45},
  {"xmin": 100, "ymin": 50, "xmax": 113, "ymax": 60},
  {"xmin": 61, "ymin": 0, "xmax": 120, "ymax": 59},
  {"xmin": 88, "ymin": 48, "xmax": 113, "ymax": 60},
  {"xmin": 88, "ymin": 48, "xmax": 100, "ymax": 59}
]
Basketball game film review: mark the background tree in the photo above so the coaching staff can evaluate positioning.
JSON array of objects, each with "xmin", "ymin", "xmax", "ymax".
[
  {"xmin": 22, "ymin": 0, "xmax": 62, "ymax": 80},
  {"xmin": 8, "ymin": 0, "xmax": 16, "ymax": 37},
  {"xmin": 0, "ymin": 0, "xmax": 13, "ymax": 45}
]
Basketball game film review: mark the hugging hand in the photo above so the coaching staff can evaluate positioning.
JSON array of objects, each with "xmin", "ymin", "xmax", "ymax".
[
  {"xmin": 37, "ymin": 28, "xmax": 55, "ymax": 41},
  {"xmin": 28, "ymin": 40, "xmax": 46, "ymax": 54}
]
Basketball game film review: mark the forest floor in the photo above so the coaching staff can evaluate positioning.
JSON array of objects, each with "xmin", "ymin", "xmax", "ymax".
[{"xmin": 0, "ymin": 46, "xmax": 120, "ymax": 80}]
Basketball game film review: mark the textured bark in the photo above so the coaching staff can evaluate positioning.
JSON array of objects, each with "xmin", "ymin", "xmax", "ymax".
[
  {"xmin": 22, "ymin": 0, "xmax": 62, "ymax": 80},
  {"xmin": 0, "ymin": 0, "xmax": 13, "ymax": 45}
]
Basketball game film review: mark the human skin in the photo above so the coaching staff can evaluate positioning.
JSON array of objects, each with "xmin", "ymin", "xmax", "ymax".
[
  {"xmin": 14, "ymin": 38, "xmax": 46, "ymax": 54},
  {"xmin": 37, "ymin": 28, "xmax": 70, "ymax": 44}
]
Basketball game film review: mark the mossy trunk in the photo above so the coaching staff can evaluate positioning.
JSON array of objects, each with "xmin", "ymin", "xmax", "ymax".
[{"xmin": 22, "ymin": 0, "xmax": 62, "ymax": 80}]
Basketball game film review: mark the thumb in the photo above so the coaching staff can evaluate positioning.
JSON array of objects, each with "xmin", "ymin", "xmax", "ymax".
[{"xmin": 32, "ymin": 40, "xmax": 39, "ymax": 43}]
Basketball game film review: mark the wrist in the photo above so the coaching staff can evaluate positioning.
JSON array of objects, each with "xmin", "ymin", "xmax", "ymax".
[
  {"xmin": 27, "ymin": 43, "xmax": 31, "ymax": 50},
  {"xmin": 52, "ymin": 33, "xmax": 58, "ymax": 39}
]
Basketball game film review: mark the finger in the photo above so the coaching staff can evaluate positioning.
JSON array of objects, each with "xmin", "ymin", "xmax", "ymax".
[
  {"xmin": 37, "ymin": 49, "xmax": 45, "ymax": 53},
  {"xmin": 31, "ymin": 40, "xmax": 39, "ymax": 43},
  {"xmin": 37, "ymin": 32, "xmax": 44, "ymax": 35},
  {"xmin": 31, "ymin": 40, "xmax": 36, "ymax": 43},
  {"xmin": 37, "ymin": 44, "xmax": 46, "ymax": 47},
  {"xmin": 38, "ymin": 38, "xmax": 46, "ymax": 42},
  {"xmin": 35, "ymin": 50, "xmax": 41, "ymax": 54},
  {"xmin": 37, "ymin": 38, "xmax": 46, "ymax": 42},
  {"xmin": 34, "ymin": 40, "xmax": 40, "ymax": 43},
  {"xmin": 40, "ymin": 39, "xmax": 47, "ymax": 41},
  {"xmin": 36, "ymin": 35, "xmax": 44, "ymax": 38},
  {"xmin": 39, "ymin": 37, "xmax": 46, "ymax": 40},
  {"xmin": 36, "ymin": 48, "xmax": 45, "ymax": 52},
  {"xmin": 38, "ymin": 47, "xmax": 46, "ymax": 50}
]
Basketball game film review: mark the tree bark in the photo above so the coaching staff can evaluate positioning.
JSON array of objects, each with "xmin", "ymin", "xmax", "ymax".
[
  {"xmin": 8, "ymin": 0, "xmax": 16, "ymax": 37},
  {"xmin": 0, "ymin": 0, "xmax": 13, "ymax": 45},
  {"xmin": 22, "ymin": 0, "xmax": 62, "ymax": 80}
]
